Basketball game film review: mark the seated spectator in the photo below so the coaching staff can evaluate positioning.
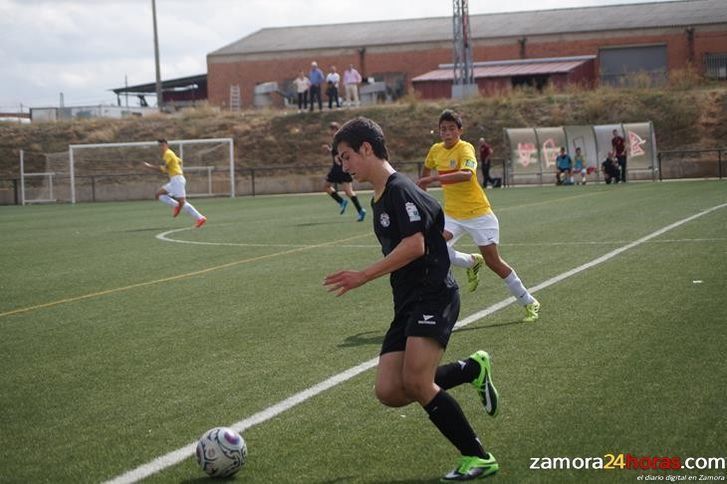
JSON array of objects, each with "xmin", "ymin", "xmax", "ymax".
[
  {"xmin": 601, "ymin": 152, "xmax": 621, "ymax": 184},
  {"xmin": 555, "ymin": 147, "xmax": 573, "ymax": 185},
  {"xmin": 573, "ymin": 147, "xmax": 588, "ymax": 185}
]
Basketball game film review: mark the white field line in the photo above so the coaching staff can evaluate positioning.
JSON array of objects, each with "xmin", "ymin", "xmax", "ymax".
[
  {"xmin": 156, "ymin": 227, "xmax": 309, "ymax": 247},
  {"xmin": 106, "ymin": 202, "xmax": 727, "ymax": 484},
  {"xmin": 158, "ymin": 225, "xmax": 727, "ymax": 249},
  {"xmin": 337, "ymin": 238, "xmax": 727, "ymax": 249}
]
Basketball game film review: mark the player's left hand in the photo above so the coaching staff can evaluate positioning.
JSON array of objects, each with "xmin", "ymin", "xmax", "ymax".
[{"xmin": 324, "ymin": 270, "xmax": 367, "ymax": 296}]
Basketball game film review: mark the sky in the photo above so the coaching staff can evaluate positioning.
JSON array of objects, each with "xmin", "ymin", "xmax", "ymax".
[{"xmin": 0, "ymin": 0, "xmax": 671, "ymax": 110}]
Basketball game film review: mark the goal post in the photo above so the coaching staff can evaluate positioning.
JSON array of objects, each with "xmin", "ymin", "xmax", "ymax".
[
  {"xmin": 67, "ymin": 138, "xmax": 235, "ymax": 203},
  {"xmin": 18, "ymin": 148, "xmax": 70, "ymax": 204}
]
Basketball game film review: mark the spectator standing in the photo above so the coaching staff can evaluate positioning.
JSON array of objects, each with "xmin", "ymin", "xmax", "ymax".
[
  {"xmin": 326, "ymin": 65, "xmax": 341, "ymax": 109},
  {"xmin": 611, "ymin": 129, "xmax": 627, "ymax": 182},
  {"xmin": 292, "ymin": 71, "xmax": 310, "ymax": 112},
  {"xmin": 343, "ymin": 64, "xmax": 362, "ymax": 107},
  {"xmin": 308, "ymin": 61, "xmax": 325, "ymax": 112},
  {"xmin": 477, "ymin": 138, "xmax": 495, "ymax": 188}
]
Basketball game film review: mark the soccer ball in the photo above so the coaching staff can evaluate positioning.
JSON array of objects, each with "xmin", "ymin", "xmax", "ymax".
[{"xmin": 196, "ymin": 427, "xmax": 247, "ymax": 477}]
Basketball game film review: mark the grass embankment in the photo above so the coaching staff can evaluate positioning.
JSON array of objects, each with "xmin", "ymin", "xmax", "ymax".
[{"xmin": 1, "ymin": 86, "xmax": 725, "ymax": 177}]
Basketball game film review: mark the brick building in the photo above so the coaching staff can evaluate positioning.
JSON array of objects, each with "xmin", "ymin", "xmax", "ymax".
[{"xmin": 207, "ymin": 0, "xmax": 727, "ymax": 108}]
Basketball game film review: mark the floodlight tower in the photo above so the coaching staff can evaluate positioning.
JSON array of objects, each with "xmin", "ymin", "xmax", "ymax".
[
  {"xmin": 151, "ymin": 0, "xmax": 163, "ymax": 112},
  {"xmin": 452, "ymin": 0, "xmax": 478, "ymax": 98}
]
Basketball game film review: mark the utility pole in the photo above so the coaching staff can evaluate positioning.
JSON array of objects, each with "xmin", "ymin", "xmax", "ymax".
[
  {"xmin": 452, "ymin": 0, "xmax": 478, "ymax": 99},
  {"xmin": 151, "ymin": 0, "xmax": 163, "ymax": 112}
]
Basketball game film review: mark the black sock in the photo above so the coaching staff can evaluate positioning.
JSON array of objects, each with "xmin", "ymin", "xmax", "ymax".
[
  {"xmin": 435, "ymin": 358, "xmax": 480, "ymax": 390},
  {"xmin": 424, "ymin": 390, "xmax": 486, "ymax": 458},
  {"xmin": 329, "ymin": 191, "xmax": 344, "ymax": 204},
  {"xmin": 350, "ymin": 195, "xmax": 363, "ymax": 213}
]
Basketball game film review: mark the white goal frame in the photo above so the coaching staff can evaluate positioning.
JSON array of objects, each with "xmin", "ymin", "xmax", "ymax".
[
  {"xmin": 67, "ymin": 138, "xmax": 235, "ymax": 204},
  {"xmin": 19, "ymin": 149, "xmax": 59, "ymax": 205}
]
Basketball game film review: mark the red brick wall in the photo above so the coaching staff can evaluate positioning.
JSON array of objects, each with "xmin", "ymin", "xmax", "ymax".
[
  {"xmin": 208, "ymin": 47, "xmax": 453, "ymax": 108},
  {"xmin": 207, "ymin": 26, "xmax": 726, "ymax": 108},
  {"xmin": 695, "ymin": 30, "xmax": 727, "ymax": 61}
]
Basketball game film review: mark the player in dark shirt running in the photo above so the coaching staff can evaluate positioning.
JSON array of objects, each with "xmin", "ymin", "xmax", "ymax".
[
  {"xmin": 324, "ymin": 117, "xmax": 500, "ymax": 481},
  {"xmin": 323, "ymin": 122, "xmax": 366, "ymax": 221}
]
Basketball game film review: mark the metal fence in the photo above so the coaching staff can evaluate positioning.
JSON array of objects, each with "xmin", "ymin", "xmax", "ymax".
[
  {"xmin": 657, "ymin": 149, "xmax": 726, "ymax": 181},
  {"xmin": 705, "ymin": 53, "xmax": 727, "ymax": 80},
  {"xmin": 0, "ymin": 152, "xmax": 721, "ymax": 205}
]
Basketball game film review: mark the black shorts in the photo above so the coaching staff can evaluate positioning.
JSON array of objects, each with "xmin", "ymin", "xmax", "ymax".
[
  {"xmin": 326, "ymin": 163, "xmax": 353, "ymax": 184},
  {"xmin": 380, "ymin": 286, "xmax": 461, "ymax": 355}
]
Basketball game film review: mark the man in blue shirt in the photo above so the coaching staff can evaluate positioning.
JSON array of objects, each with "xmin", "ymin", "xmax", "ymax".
[
  {"xmin": 308, "ymin": 61, "xmax": 325, "ymax": 112},
  {"xmin": 555, "ymin": 147, "xmax": 573, "ymax": 185}
]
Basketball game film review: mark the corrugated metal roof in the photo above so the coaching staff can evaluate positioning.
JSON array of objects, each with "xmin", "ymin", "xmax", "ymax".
[
  {"xmin": 209, "ymin": 0, "xmax": 727, "ymax": 57},
  {"xmin": 110, "ymin": 74, "xmax": 207, "ymax": 94},
  {"xmin": 412, "ymin": 57, "xmax": 593, "ymax": 81}
]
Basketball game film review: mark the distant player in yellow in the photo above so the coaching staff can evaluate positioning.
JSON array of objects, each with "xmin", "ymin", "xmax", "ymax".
[
  {"xmin": 417, "ymin": 110, "xmax": 540, "ymax": 322},
  {"xmin": 143, "ymin": 139, "xmax": 207, "ymax": 228}
]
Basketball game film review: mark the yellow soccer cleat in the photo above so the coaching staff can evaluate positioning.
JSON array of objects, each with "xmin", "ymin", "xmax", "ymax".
[
  {"xmin": 465, "ymin": 253, "xmax": 484, "ymax": 293},
  {"xmin": 523, "ymin": 299, "xmax": 540, "ymax": 323}
]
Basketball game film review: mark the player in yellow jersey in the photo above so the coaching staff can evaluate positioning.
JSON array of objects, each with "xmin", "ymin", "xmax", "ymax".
[
  {"xmin": 417, "ymin": 110, "xmax": 540, "ymax": 323},
  {"xmin": 143, "ymin": 139, "xmax": 207, "ymax": 228}
]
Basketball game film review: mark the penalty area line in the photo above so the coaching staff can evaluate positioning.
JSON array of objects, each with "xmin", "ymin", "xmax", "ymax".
[{"xmin": 103, "ymin": 202, "xmax": 727, "ymax": 484}]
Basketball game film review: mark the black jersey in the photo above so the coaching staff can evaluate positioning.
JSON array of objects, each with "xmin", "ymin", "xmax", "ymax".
[
  {"xmin": 326, "ymin": 151, "xmax": 353, "ymax": 184},
  {"xmin": 372, "ymin": 172, "xmax": 457, "ymax": 305}
]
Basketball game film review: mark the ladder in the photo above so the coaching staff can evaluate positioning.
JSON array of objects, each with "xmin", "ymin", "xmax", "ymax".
[{"xmin": 229, "ymin": 84, "xmax": 241, "ymax": 111}]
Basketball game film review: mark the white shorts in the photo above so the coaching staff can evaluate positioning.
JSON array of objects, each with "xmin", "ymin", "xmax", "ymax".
[
  {"xmin": 163, "ymin": 175, "xmax": 187, "ymax": 198},
  {"xmin": 445, "ymin": 212, "xmax": 500, "ymax": 247}
]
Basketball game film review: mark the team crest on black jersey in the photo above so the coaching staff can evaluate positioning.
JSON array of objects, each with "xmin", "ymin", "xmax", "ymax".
[
  {"xmin": 379, "ymin": 212, "xmax": 391, "ymax": 227},
  {"xmin": 405, "ymin": 202, "xmax": 421, "ymax": 222}
]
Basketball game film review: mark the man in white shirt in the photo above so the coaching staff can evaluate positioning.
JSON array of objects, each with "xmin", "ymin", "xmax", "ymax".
[{"xmin": 326, "ymin": 65, "xmax": 341, "ymax": 109}]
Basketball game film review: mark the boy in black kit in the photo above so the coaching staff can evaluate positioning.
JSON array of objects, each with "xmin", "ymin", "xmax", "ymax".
[
  {"xmin": 323, "ymin": 121, "xmax": 367, "ymax": 221},
  {"xmin": 324, "ymin": 117, "xmax": 500, "ymax": 481}
]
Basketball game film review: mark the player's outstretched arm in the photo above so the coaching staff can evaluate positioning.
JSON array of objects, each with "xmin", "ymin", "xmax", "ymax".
[
  {"xmin": 324, "ymin": 232, "xmax": 425, "ymax": 296},
  {"xmin": 418, "ymin": 169, "xmax": 472, "ymax": 189},
  {"xmin": 417, "ymin": 167, "xmax": 434, "ymax": 190},
  {"xmin": 143, "ymin": 162, "xmax": 163, "ymax": 173}
]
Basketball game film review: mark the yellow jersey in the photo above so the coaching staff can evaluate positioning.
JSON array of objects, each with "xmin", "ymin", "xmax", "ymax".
[
  {"xmin": 161, "ymin": 148, "xmax": 183, "ymax": 177},
  {"xmin": 424, "ymin": 139, "xmax": 492, "ymax": 220}
]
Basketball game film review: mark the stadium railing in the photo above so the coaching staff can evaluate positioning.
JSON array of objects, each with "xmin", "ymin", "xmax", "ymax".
[
  {"xmin": 657, "ymin": 148, "xmax": 726, "ymax": 181},
  {"xmin": 1, "ymin": 152, "xmax": 722, "ymax": 205}
]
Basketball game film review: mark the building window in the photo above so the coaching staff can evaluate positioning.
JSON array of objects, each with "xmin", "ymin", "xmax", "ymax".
[
  {"xmin": 599, "ymin": 45, "xmax": 668, "ymax": 87},
  {"xmin": 704, "ymin": 53, "xmax": 727, "ymax": 80}
]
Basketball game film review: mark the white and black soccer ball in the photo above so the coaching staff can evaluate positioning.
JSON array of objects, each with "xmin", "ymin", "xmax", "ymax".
[{"xmin": 195, "ymin": 427, "xmax": 247, "ymax": 477}]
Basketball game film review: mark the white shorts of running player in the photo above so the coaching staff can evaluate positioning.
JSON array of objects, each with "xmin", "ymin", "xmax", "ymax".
[
  {"xmin": 163, "ymin": 175, "xmax": 187, "ymax": 198},
  {"xmin": 445, "ymin": 212, "xmax": 500, "ymax": 247}
]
